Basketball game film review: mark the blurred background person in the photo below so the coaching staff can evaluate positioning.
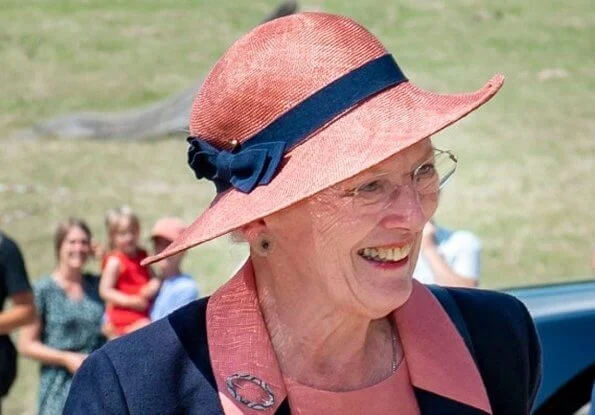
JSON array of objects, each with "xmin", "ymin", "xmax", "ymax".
[
  {"xmin": 18, "ymin": 218, "xmax": 105, "ymax": 415},
  {"xmin": 413, "ymin": 220, "xmax": 481, "ymax": 288},
  {"xmin": 149, "ymin": 217, "xmax": 199, "ymax": 321},
  {"xmin": 0, "ymin": 232, "xmax": 35, "ymax": 410},
  {"xmin": 99, "ymin": 207, "xmax": 160, "ymax": 336}
]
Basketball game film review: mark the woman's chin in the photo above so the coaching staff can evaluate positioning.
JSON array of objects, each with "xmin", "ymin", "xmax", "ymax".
[
  {"xmin": 352, "ymin": 274, "xmax": 413, "ymax": 318},
  {"xmin": 66, "ymin": 260, "xmax": 85, "ymax": 271}
]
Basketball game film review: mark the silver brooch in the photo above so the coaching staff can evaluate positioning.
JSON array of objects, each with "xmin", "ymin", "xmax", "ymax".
[{"xmin": 226, "ymin": 373, "xmax": 275, "ymax": 410}]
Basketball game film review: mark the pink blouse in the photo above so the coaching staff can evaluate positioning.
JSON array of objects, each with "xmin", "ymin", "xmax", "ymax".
[{"xmin": 284, "ymin": 357, "xmax": 420, "ymax": 415}]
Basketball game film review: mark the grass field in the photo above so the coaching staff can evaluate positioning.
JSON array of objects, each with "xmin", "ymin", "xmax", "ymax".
[{"xmin": 1, "ymin": 0, "xmax": 594, "ymax": 413}]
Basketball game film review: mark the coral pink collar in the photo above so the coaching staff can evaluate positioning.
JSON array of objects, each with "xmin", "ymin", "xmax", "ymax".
[{"xmin": 206, "ymin": 260, "xmax": 491, "ymax": 414}]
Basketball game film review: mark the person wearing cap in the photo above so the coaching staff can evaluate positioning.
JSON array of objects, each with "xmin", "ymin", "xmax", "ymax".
[
  {"xmin": 149, "ymin": 217, "xmax": 199, "ymax": 321},
  {"xmin": 65, "ymin": 12, "xmax": 541, "ymax": 415}
]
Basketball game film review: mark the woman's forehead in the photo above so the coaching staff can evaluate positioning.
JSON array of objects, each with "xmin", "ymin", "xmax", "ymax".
[
  {"xmin": 344, "ymin": 139, "xmax": 434, "ymax": 184},
  {"xmin": 66, "ymin": 226, "xmax": 89, "ymax": 240}
]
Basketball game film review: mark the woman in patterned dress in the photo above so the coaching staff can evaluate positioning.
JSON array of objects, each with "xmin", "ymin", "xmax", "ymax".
[{"xmin": 19, "ymin": 218, "xmax": 105, "ymax": 415}]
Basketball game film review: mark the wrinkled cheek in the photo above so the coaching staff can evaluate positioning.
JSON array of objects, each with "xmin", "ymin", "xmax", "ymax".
[
  {"xmin": 311, "ymin": 221, "xmax": 347, "ymax": 262},
  {"xmin": 316, "ymin": 211, "xmax": 358, "ymax": 239},
  {"xmin": 313, "ymin": 216, "xmax": 370, "ymax": 281},
  {"xmin": 300, "ymin": 193, "xmax": 370, "ymax": 275},
  {"xmin": 408, "ymin": 238, "xmax": 423, "ymax": 269},
  {"xmin": 312, "ymin": 201, "xmax": 365, "ymax": 245},
  {"xmin": 421, "ymin": 192, "xmax": 439, "ymax": 219}
]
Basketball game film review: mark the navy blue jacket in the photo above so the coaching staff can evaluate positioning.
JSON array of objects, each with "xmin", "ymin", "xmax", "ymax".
[{"xmin": 64, "ymin": 287, "xmax": 541, "ymax": 414}]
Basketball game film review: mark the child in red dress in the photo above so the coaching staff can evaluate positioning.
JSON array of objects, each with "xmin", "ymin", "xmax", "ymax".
[{"xmin": 99, "ymin": 207, "xmax": 160, "ymax": 336}]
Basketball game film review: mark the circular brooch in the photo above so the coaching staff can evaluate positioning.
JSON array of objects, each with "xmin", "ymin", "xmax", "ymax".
[{"xmin": 226, "ymin": 373, "xmax": 275, "ymax": 411}]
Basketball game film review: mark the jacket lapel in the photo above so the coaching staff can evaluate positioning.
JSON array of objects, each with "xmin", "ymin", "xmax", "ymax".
[
  {"xmin": 207, "ymin": 260, "xmax": 289, "ymax": 415},
  {"xmin": 394, "ymin": 282, "xmax": 492, "ymax": 414},
  {"xmin": 414, "ymin": 388, "xmax": 490, "ymax": 415},
  {"xmin": 203, "ymin": 263, "xmax": 493, "ymax": 415}
]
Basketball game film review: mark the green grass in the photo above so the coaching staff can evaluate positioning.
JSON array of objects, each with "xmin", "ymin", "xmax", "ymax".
[{"xmin": 1, "ymin": 0, "xmax": 594, "ymax": 413}]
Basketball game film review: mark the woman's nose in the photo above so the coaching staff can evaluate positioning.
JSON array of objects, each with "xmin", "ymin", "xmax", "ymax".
[
  {"xmin": 378, "ymin": 184, "xmax": 429, "ymax": 231},
  {"xmin": 75, "ymin": 242, "xmax": 89, "ymax": 252}
]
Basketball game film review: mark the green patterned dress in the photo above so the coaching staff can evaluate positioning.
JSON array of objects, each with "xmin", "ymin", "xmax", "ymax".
[{"xmin": 33, "ymin": 274, "xmax": 105, "ymax": 415}]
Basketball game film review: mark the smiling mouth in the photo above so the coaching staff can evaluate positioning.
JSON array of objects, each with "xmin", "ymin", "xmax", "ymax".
[{"xmin": 357, "ymin": 244, "xmax": 413, "ymax": 263}]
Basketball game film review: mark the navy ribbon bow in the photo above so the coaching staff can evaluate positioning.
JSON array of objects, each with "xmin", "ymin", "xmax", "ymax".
[
  {"xmin": 187, "ymin": 138, "xmax": 286, "ymax": 193},
  {"xmin": 187, "ymin": 54, "xmax": 407, "ymax": 194}
]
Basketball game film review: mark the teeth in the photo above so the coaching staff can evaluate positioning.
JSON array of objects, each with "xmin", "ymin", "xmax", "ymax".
[{"xmin": 358, "ymin": 244, "xmax": 412, "ymax": 262}]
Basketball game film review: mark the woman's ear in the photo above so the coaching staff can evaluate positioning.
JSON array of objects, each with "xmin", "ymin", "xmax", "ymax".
[{"xmin": 236, "ymin": 219, "xmax": 268, "ymax": 245}]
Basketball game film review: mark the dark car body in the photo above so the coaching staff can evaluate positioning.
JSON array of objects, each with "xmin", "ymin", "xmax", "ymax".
[{"xmin": 508, "ymin": 280, "xmax": 595, "ymax": 415}]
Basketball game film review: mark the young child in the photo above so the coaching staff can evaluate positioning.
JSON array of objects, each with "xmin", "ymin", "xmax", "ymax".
[{"xmin": 99, "ymin": 207, "xmax": 160, "ymax": 336}]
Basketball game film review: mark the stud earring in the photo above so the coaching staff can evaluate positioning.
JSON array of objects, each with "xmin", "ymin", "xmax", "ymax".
[{"xmin": 255, "ymin": 235, "xmax": 272, "ymax": 256}]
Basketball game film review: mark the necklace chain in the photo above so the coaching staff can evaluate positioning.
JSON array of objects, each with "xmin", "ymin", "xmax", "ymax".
[{"xmin": 391, "ymin": 328, "xmax": 398, "ymax": 373}]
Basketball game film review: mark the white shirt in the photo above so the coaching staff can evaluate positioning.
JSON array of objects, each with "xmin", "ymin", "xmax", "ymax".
[{"xmin": 413, "ymin": 226, "xmax": 481, "ymax": 285}]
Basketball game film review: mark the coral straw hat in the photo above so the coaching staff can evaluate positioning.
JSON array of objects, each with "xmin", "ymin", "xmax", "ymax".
[{"xmin": 143, "ymin": 12, "xmax": 503, "ymax": 266}]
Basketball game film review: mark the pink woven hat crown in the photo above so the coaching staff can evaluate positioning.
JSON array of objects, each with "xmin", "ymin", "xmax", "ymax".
[{"xmin": 143, "ymin": 12, "xmax": 504, "ymax": 265}]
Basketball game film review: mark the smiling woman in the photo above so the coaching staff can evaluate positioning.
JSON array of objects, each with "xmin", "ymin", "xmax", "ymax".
[
  {"xmin": 64, "ymin": 12, "xmax": 540, "ymax": 415},
  {"xmin": 17, "ymin": 218, "xmax": 105, "ymax": 415}
]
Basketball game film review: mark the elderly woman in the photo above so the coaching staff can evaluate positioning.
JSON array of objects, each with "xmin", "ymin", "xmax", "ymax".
[{"xmin": 65, "ymin": 13, "xmax": 541, "ymax": 415}]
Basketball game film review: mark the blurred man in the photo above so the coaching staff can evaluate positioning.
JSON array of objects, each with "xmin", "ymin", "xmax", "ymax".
[
  {"xmin": 414, "ymin": 221, "xmax": 481, "ymax": 288},
  {"xmin": 150, "ymin": 218, "xmax": 199, "ymax": 320},
  {"xmin": 0, "ymin": 232, "xmax": 35, "ymax": 406}
]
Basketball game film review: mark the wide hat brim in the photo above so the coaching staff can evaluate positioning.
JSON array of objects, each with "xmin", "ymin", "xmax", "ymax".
[{"xmin": 143, "ymin": 74, "xmax": 503, "ymax": 265}]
